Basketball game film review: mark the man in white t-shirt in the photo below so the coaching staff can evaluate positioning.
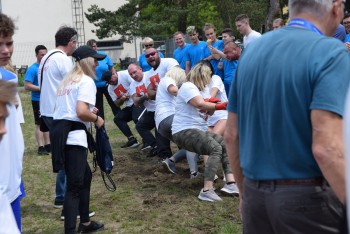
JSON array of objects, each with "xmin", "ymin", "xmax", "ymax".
[
  {"xmin": 144, "ymin": 48, "xmax": 179, "ymax": 159},
  {"xmin": 38, "ymin": 26, "xmax": 77, "ymax": 210},
  {"xmin": 102, "ymin": 70, "xmax": 144, "ymax": 148},
  {"xmin": 235, "ymin": 14, "xmax": 261, "ymax": 48},
  {"xmin": 0, "ymin": 13, "xmax": 24, "ymax": 233}
]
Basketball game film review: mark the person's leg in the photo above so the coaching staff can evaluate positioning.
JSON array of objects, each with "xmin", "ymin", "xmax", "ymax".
[
  {"xmin": 95, "ymin": 87, "xmax": 105, "ymax": 120},
  {"xmin": 135, "ymin": 110, "xmax": 156, "ymax": 148},
  {"xmin": 78, "ymin": 157, "xmax": 92, "ymax": 224},
  {"xmin": 131, "ymin": 105, "xmax": 145, "ymax": 124},
  {"xmin": 43, "ymin": 116, "xmax": 66, "ymax": 206},
  {"xmin": 173, "ymin": 129, "xmax": 223, "ymax": 186},
  {"xmin": 114, "ymin": 106, "xmax": 133, "ymax": 138},
  {"xmin": 64, "ymin": 145, "xmax": 87, "ymax": 233},
  {"xmin": 103, "ymin": 86, "xmax": 120, "ymax": 117}
]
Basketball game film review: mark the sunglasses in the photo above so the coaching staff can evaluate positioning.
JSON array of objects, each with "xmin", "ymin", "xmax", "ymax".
[
  {"xmin": 144, "ymin": 44, "xmax": 153, "ymax": 47},
  {"xmin": 145, "ymin": 51, "xmax": 157, "ymax": 58}
]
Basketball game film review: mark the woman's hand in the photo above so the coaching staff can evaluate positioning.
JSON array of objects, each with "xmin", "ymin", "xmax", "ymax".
[
  {"xmin": 92, "ymin": 107, "xmax": 99, "ymax": 114},
  {"xmin": 95, "ymin": 116, "xmax": 104, "ymax": 129}
]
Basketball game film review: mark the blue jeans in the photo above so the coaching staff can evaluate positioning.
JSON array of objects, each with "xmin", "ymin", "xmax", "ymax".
[{"xmin": 43, "ymin": 116, "xmax": 66, "ymax": 203}]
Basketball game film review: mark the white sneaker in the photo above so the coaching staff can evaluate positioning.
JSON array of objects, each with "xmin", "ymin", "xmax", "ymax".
[
  {"xmin": 198, "ymin": 188, "xmax": 222, "ymax": 202},
  {"xmin": 221, "ymin": 183, "xmax": 239, "ymax": 195}
]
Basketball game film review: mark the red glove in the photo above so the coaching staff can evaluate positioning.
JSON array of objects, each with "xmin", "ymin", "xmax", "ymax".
[
  {"xmin": 215, "ymin": 102, "xmax": 228, "ymax": 110},
  {"xmin": 204, "ymin": 97, "xmax": 221, "ymax": 103}
]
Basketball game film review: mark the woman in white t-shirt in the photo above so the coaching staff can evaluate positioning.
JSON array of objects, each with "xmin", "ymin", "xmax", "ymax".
[
  {"xmin": 52, "ymin": 46, "xmax": 105, "ymax": 233},
  {"xmin": 171, "ymin": 62, "xmax": 235, "ymax": 202}
]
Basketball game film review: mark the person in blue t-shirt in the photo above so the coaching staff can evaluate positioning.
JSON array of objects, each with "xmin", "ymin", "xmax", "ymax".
[
  {"xmin": 225, "ymin": 1, "xmax": 349, "ymax": 232},
  {"xmin": 24, "ymin": 45, "xmax": 50, "ymax": 155},
  {"xmin": 185, "ymin": 26, "xmax": 207, "ymax": 74},
  {"xmin": 173, "ymin": 31, "xmax": 190, "ymax": 69},
  {"xmin": 138, "ymin": 37, "xmax": 164, "ymax": 72},
  {"xmin": 87, "ymin": 39, "xmax": 120, "ymax": 120},
  {"xmin": 202, "ymin": 23, "xmax": 224, "ymax": 79}
]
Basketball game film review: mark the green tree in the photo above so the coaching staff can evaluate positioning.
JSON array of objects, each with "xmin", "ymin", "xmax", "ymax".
[{"xmin": 85, "ymin": 0, "xmax": 286, "ymax": 41}]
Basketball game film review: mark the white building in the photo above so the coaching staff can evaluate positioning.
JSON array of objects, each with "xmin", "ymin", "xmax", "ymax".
[{"xmin": 1, "ymin": 0, "xmax": 141, "ymax": 67}]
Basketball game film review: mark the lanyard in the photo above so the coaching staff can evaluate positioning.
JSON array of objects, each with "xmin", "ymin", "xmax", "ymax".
[{"xmin": 288, "ymin": 18, "xmax": 323, "ymax": 35}]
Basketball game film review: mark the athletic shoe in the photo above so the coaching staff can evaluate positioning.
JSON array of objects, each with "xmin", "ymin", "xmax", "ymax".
[
  {"xmin": 53, "ymin": 200, "xmax": 64, "ymax": 209},
  {"xmin": 162, "ymin": 158, "xmax": 177, "ymax": 174},
  {"xmin": 140, "ymin": 143, "xmax": 151, "ymax": 151},
  {"xmin": 220, "ymin": 183, "xmax": 239, "ymax": 195},
  {"xmin": 190, "ymin": 171, "xmax": 203, "ymax": 179},
  {"xmin": 44, "ymin": 144, "xmax": 51, "ymax": 153},
  {"xmin": 147, "ymin": 146, "xmax": 158, "ymax": 157},
  {"xmin": 214, "ymin": 174, "xmax": 219, "ymax": 181},
  {"xmin": 37, "ymin": 146, "xmax": 49, "ymax": 155},
  {"xmin": 60, "ymin": 210, "xmax": 95, "ymax": 221},
  {"xmin": 77, "ymin": 221, "xmax": 104, "ymax": 233},
  {"xmin": 121, "ymin": 137, "xmax": 140, "ymax": 148},
  {"xmin": 198, "ymin": 188, "xmax": 222, "ymax": 202}
]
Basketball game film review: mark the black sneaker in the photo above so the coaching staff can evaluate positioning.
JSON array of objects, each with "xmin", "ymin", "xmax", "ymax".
[
  {"xmin": 60, "ymin": 210, "xmax": 95, "ymax": 221},
  {"xmin": 44, "ymin": 144, "xmax": 51, "ymax": 153},
  {"xmin": 54, "ymin": 200, "xmax": 64, "ymax": 209},
  {"xmin": 140, "ymin": 143, "xmax": 151, "ymax": 151},
  {"xmin": 77, "ymin": 221, "xmax": 104, "ymax": 233},
  {"xmin": 147, "ymin": 147, "xmax": 158, "ymax": 157},
  {"xmin": 121, "ymin": 137, "xmax": 140, "ymax": 148},
  {"xmin": 38, "ymin": 146, "xmax": 49, "ymax": 155}
]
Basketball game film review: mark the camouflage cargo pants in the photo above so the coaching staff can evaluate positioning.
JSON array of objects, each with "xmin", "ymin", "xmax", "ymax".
[{"xmin": 173, "ymin": 128, "xmax": 232, "ymax": 181}]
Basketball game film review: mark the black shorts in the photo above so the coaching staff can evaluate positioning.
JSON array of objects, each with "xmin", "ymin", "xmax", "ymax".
[{"xmin": 31, "ymin": 100, "xmax": 41, "ymax": 125}]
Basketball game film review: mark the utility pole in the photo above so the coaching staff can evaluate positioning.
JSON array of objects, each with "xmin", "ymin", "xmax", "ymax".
[{"xmin": 71, "ymin": 0, "xmax": 85, "ymax": 46}]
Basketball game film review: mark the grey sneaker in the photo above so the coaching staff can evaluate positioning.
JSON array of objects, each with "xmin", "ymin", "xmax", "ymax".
[
  {"xmin": 220, "ymin": 183, "xmax": 239, "ymax": 195},
  {"xmin": 162, "ymin": 158, "xmax": 177, "ymax": 174},
  {"xmin": 198, "ymin": 188, "xmax": 222, "ymax": 202},
  {"xmin": 190, "ymin": 171, "xmax": 203, "ymax": 179}
]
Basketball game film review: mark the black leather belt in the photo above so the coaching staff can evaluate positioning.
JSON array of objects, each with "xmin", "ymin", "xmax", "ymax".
[{"xmin": 254, "ymin": 177, "xmax": 324, "ymax": 186}]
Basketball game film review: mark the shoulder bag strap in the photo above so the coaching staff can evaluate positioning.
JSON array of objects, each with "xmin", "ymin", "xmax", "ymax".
[{"xmin": 39, "ymin": 51, "xmax": 64, "ymax": 90}]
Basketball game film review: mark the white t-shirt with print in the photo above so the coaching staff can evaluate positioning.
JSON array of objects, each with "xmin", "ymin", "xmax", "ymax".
[
  {"xmin": 130, "ymin": 71, "xmax": 156, "ymax": 111},
  {"xmin": 144, "ymin": 58, "xmax": 179, "ymax": 91},
  {"xmin": 243, "ymin": 30, "xmax": 261, "ymax": 48},
  {"xmin": 108, "ymin": 70, "xmax": 134, "ymax": 107},
  {"xmin": 39, "ymin": 49, "xmax": 74, "ymax": 117},
  {"xmin": 172, "ymin": 82, "xmax": 208, "ymax": 134},
  {"xmin": 53, "ymin": 74, "xmax": 96, "ymax": 148},
  {"xmin": 205, "ymin": 75, "xmax": 228, "ymax": 127},
  {"xmin": 155, "ymin": 77, "xmax": 177, "ymax": 129}
]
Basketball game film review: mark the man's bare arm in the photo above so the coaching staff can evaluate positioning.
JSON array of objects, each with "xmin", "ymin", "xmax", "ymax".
[{"xmin": 311, "ymin": 109, "xmax": 345, "ymax": 203}]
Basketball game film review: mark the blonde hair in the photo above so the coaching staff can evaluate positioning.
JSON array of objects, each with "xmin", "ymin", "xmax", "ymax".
[
  {"xmin": 58, "ymin": 57, "xmax": 96, "ymax": 90},
  {"xmin": 164, "ymin": 66, "xmax": 186, "ymax": 87},
  {"xmin": 0, "ymin": 80, "xmax": 17, "ymax": 104},
  {"xmin": 187, "ymin": 63, "xmax": 212, "ymax": 91},
  {"xmin": 142, "ymin": 37, "xmax": 154, "ymax": 46}
]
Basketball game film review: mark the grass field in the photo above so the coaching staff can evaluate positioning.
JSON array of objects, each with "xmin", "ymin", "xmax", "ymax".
[{"xmin": 19, "ymin": 90, "xmax": 242, "ymax": 234}]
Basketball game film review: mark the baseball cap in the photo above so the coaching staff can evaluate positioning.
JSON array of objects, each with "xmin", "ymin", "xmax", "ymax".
[
  {"xmin": 101, "ymin": 71, "xmax": 112, "ymax": 82},
  {"xmin": 72, "ymin": 45, "xmax": 106, "ymax": 61}
]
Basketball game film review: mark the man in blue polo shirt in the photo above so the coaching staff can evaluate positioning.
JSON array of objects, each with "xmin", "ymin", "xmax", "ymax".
[
  {"xmin": 24, "ymin": 45, "xmax": 50, "ymax": 155},
  {"xmin": 224, "ymin": 0, "xmax": 349, "ymax": 233},
  {"xmin": 173, "ymin": 31, "xmax": 190, "ymax": 69}
]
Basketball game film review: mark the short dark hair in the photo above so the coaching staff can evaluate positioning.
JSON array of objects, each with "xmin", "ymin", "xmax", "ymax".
[
  {"xmin": 55, "ymin": 26, "xmax": 78, "ymax": 47},
  {"xmin": 344, "ymin": 13, "xmax": 350, "ymax": 20},
  {"xmin": 86, "ymin": 39, "xmax": 97, "ymax": 47},
  {"xmin": 0, "ymin": 13, "xmax": 16, "ymax": 38},
  {"xmin": 35, "ymin": 45, "xmax": 47, "ymax": 55},
  {"xmin": 221, "ymin": 28, "xmax": 234, "ymax": 37}
]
